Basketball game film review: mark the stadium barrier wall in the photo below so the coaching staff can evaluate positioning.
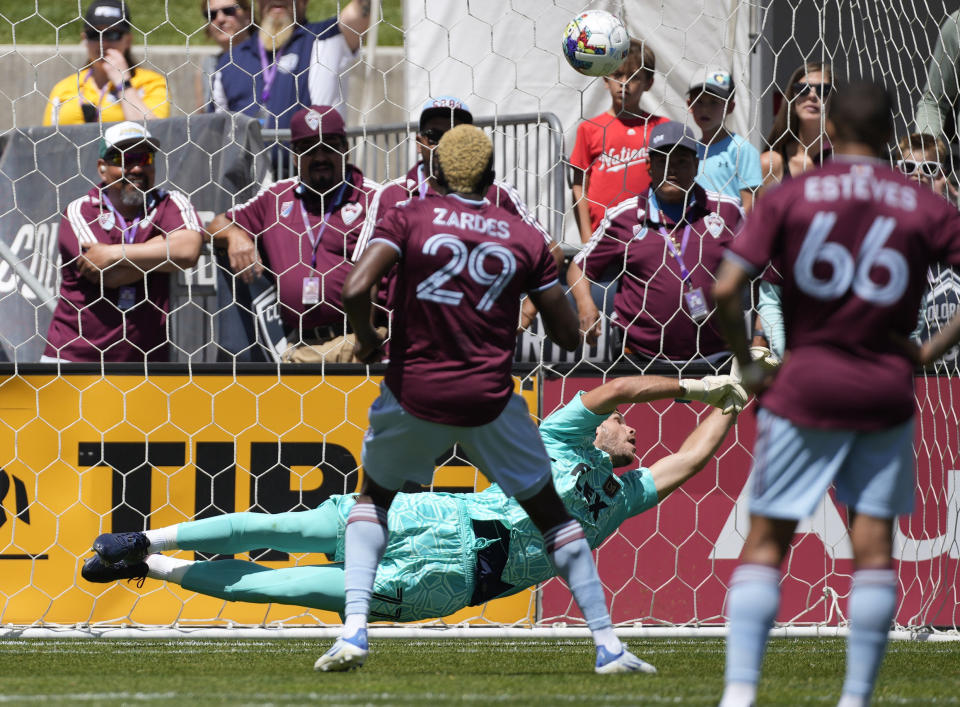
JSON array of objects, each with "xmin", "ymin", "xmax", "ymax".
[
  {"xmin": 0, "ymin": 365, "xmax": 539, "ymax": 628},
  {"xmin": 540, "ymin": 375, "xmax": 960, "ymax": 630},
  {"xmin": 1, "ymin": 364, "xmax": 957, "ymax": 632}
]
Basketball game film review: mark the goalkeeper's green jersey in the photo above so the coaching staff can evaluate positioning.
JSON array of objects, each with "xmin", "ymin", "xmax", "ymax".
[{"xmin": 330, "ymin": 392, "xmax": 659, "ymax": 621}]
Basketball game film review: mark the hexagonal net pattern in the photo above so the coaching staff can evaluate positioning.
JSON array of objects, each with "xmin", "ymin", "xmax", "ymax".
[{"xmin": 0, "ymin": 0, "xmax": 956, "ymax": 638}]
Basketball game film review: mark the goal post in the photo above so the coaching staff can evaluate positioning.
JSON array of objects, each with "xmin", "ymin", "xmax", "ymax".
[{"xmin": 0, "ymin": 0, "xmax": 958, "ymax": 638}]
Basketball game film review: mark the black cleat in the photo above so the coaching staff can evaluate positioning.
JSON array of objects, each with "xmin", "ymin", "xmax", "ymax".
[
  {"xmin": 81, "ymin": 555, "xmax": 148, "ymax": 588},
  {"xmin": 92, "ymin": 531, "xmax": 149, "ymax": 566}
]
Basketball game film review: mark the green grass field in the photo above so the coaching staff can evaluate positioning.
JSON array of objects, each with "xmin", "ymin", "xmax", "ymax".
[
  {"xmin": 0, "ymin": 1, "xmax": 404, "ymax": 46},
  {"xmin": 1, "ymin": 637, "xmax": 958, "ymax": 705}
]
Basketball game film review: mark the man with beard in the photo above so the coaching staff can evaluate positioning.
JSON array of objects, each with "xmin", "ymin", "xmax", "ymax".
[
  {"xmin": 208, "ymin": 105, "xmax": 378, "ymax": 362},
  {"xmin": 210, "ymin": 0, "xmax": 370, "ymax": 130},
  {"xmin": 42, "ymin": 122, "xmax": 203, "ymax": 363}
]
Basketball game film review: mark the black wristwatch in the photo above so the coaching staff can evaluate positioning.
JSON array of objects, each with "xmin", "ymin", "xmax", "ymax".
[{"xmin": 122, "ymin": 79, "xmax": 134, "ymax": 90}]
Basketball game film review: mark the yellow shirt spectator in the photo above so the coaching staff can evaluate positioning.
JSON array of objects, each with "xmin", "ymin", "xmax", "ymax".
[
  {"xmin": 43, "ymin": 68, "xmax": 169, "ymax": 126},
  {"xmin": 43, "ymin": 0, "xmax": 170, "ymax": 126}
]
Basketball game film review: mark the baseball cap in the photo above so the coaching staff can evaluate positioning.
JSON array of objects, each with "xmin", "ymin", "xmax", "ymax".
[
  {"xmin": 648, "ymin": 121, "xmax": 700, "ymax": 156},
  {"xmin": 289, "ymin": 105, "xmax": 346, "ymax": 144},
  {"xmin": 419, "ymin": 96, "xmax": 473, "ymax": 132},
  {"xmin": 688, "ymin": 68, "xmax": 735, "ymax": 99},
  {"xmin": 99, "ymin": 121, "xmax": 159, "ymax": 157},
  {"xmin": 85, "ymin": 0, "xmax": 131, "ymax": 31}
]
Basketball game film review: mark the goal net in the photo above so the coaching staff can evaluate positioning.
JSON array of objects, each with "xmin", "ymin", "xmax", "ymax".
[{"xmin": 0, "ymin": 0, "xmax": 957, "ymax": 638}]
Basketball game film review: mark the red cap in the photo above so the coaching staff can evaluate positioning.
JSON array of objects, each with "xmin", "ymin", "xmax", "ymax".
[{"xmin": 289, "ymin": 105, "xmax": 346, "ymax": 143}]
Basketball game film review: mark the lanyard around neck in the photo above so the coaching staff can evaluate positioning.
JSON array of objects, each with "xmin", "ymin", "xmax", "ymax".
[
  {"xmin": 101, "ymin": 193, "xmax": 142, "ymax": 244},
  {"xmin": 257, "ymin": 39, "xmax": 287, "ymax": 103},
  {"xmin": 646, "ymin": 189, "xmax": 696, "ymax": 283},
  {"xmin": 658, "ymin": 224, "xmax": 694, "ymax": 283},
  {"xmin": 300, "ymin": 181, "xmax": 348, "ymax": 268},
  {"xmin": 79, "ymin": 69, "xmax": 118, "ymax": 116}
]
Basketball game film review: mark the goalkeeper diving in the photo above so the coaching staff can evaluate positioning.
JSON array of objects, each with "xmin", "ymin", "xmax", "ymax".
[{"xmin": 82, "ymin": 374, "xmax": 746, "ymax": 634}]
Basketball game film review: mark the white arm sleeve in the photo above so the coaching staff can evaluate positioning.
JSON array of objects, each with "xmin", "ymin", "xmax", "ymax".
[{"xmin": 757, "ymin": 280, "xmax": 786, "ymax": 357}]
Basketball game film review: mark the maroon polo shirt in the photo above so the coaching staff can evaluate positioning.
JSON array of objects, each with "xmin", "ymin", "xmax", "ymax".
[
  {"xmin": 574, "ymin": 184, "xmax": 743, "ymax": 360},
  {"xmin": 44, "ymin": 186, "xmax": 201, "ymax": 362},
  {"xmin": 369, "ymin": 191, "xmax": 558, "ymax": 426},
  {"xmin": 728, "ymin": 156, "xmax": 960, "ymax": 430},
  {"xmin": 227, "ymin": 166, "xmax": 375, "ymax": 333}
]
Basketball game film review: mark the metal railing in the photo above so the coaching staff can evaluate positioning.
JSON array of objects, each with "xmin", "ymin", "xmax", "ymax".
[{"xmin": 263, "ymin": 112, "xmax": 568, "ymax": 240}]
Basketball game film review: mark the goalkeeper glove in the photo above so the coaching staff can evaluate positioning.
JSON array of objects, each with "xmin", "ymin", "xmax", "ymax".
[
  {"xmin": 729, "ymin": 346, "xmax": 782, "ymax": 388},
  {"xmin": 678, "ymin": 375, "xmax": 748, "ymax": 415}
]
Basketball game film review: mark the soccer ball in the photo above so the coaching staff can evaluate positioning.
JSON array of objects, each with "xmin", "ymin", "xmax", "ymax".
[{"xmin": 561, "ymin": 10, "xmax": 630, "ymax": 77}]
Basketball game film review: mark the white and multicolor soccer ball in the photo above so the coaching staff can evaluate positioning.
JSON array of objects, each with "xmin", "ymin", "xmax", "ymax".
[{"xmin": 561, "ymin": 10, "xmax": 630, "ymax": 77}]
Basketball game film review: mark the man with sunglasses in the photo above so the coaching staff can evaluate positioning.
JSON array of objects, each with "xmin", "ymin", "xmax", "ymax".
[
  {"xmin": 208, "ymin": 105, "xmax": 377, "ymax": 362},
  {"xmin": 43, "ymin": 0, "xmax": 169, "ymax": 125},
  {"xmin": 42, "ymin": 122, "xmax": 202, "ymax": 363},
  {"xmin": 210, "ymin": 0, "xmax": 370, "ymax": 131}
]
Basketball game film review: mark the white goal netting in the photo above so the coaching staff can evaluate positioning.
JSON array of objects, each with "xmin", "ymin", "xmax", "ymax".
[{"xmin": 0, "ymin": 0, "xmax": 958, "ymax": 637}]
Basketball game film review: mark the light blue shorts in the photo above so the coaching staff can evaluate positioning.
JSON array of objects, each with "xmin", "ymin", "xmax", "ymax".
[
  {"xmin": 361, "ymin": 383, "xmax": 553, "ymax": 499},
  {"xmin": 749, "ymin": 408, "xmax": 916, "ymax": 520}
]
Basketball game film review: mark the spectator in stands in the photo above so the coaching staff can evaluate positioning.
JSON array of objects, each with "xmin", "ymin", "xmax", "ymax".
[
  {"xmin": 207, "ymin": 105, "xmax": 378, "ymax": 362},
  {"xmin": 196, "ymin": 1, "xmax": 253, "ymax": 110},
  {"xmin": 43, "ymin": 0, "xmax": 170, "ymax": 125},
  {"xmin": 352, "ymin": 96, "xmax": 600, "ymax": 343},
  {"xmin": 759, "ymin": 62, "xmax": 832, "ymax": 188},
  {"xmin": 895, "ymin": 132, "xmax": 955, "ymax": 201},
  {"xmin": 210, "ymin": 0, "xmax": 371, "ymax": 131},
  {"xmin": 570, "ymin": 121, "xmax": 742, "ymax": 366},
  {"xmin": 915, "ymin": 10, "xmax": 960, "ymax": 145},
  {"xmin": 569, "ymin": 39, "xmax": 669, "ymax": 244},
  {"xmin": 42, "ymin": 122, "xmax": 202, "ymax": 363},
  {"xmin": 687, "ymin": 67, "xmax": 763, "ymax": 212},
  {"xmin": 897, "ymin": 133, "xmax": 960, "ymax": 364}
]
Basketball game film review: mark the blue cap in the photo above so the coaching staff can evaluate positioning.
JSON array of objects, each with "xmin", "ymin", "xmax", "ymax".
[
  {"xmin": 648, "ymin": 121, "xmax": 700, "ymax": 156},
  {"xmin": 419, "ymin": 96, "xmax": 473, "ymax": 132},
  {"xmin": 688, "ymin": 68, "xmax": 735, "ymax": 99}
]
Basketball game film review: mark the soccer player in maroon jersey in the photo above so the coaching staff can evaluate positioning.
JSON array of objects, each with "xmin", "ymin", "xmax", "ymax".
[
  {"xmin": 713, "ymin": 80, "xmax": 960, "ymax": 707},
  {"xmin": 316, "ymin": 124, "xmax": 651, "ymax": 674},
  {"xmin": 353, "ymin": 96, "xmax": 601, "ymax": 343},
  {"xmin": 42, "ymin": 122, "xmax": 202, "ymax": 362}
]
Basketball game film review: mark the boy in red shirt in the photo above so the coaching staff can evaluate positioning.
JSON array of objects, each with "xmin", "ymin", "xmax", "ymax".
[{"xmin": 569, "ymin": 39, "xmax": 669, "ymax": 243}]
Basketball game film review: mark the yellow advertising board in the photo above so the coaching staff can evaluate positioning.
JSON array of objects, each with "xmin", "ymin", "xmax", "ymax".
[{"xmin": 0, "ymin": 371, "xmax": 537, "ymax": 627}]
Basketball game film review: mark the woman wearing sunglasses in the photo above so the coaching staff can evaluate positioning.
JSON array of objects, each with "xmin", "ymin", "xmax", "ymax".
[
  {"xmin": 196, "ymin": 1, "xmax": 252, "ymax": 110},
  {"xmin": 759, "ymin": 62, "xmax": 833, "ymax": 188},
  {"xmin": 43, "ymin": 0, "xmax": 169, "ymax": 126}
]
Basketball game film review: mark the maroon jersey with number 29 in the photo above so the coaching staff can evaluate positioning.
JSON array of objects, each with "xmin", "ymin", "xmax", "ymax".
[
  {"xmin": 369, "ymin": 192, "xmax": 560, "ymax": 427},
  {"xmin": 727, "ymin": 156, "xmax": 960, "ymax": 431}
]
